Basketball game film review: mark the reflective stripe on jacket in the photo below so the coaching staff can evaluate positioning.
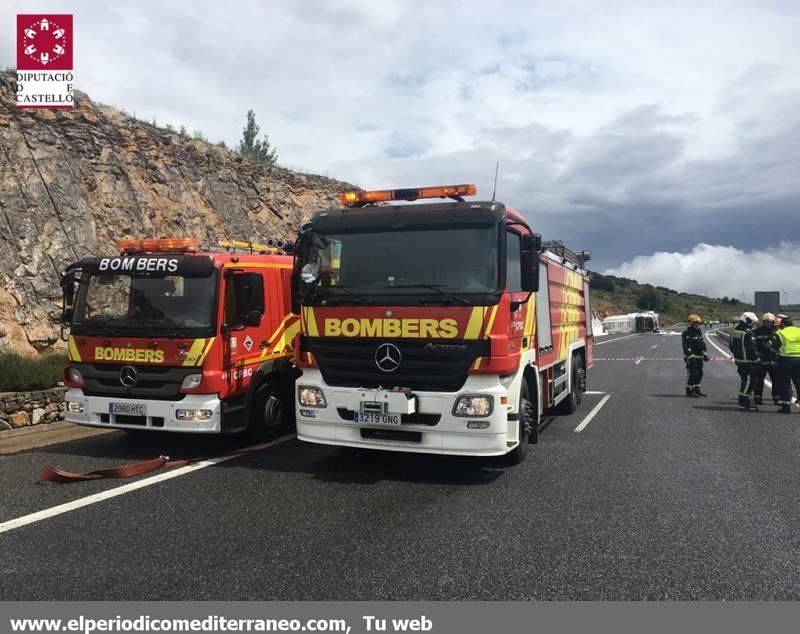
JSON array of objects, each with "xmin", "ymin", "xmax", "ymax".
[
  {"xmin": 682, "ymin": 327, "xmax": 706, "ymax": 357},
  {"xmin": 753, "ymin": 325, "xmax": 780, "ymax": 363},
  {"xmin": 730, "ymin": 326, "xmax": 757, "ymax": 363}
]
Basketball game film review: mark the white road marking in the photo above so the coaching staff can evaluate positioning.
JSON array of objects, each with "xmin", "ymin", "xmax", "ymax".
[
  {"xmin": 0, "ymin": 434, "xmax": 296, "ymax": 535},
  {"xmin": 574, "ymin": 395, "xmax": 611, "ymax": 433},
  {"xmin": 706, "ymin": 329, "xmax": 732, "ymax": 358},
  {"xmin": 595, "ymin": 334, "xmax": 639, "ymax": 346},
  {"xmin": 651, "ymin": 344, "xmax": 659, "ymax": 349}
]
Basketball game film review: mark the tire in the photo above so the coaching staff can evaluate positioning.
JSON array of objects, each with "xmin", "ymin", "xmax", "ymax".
[
  {"xmin": 554, "ymin": 354, "xmax": 583, "ymax": 414},
  {"xmin": 574, "ymin": 354, "xmax": 585, "ymax": 405},
  {"xmin": 504, "ymin": 380, "xmax": 535, "ymax": 466},
  {"xmin": 247, "ymin": 380, "xmax": 287, "ymax": 442},
  {"xmin": 530, "ymin": 374, "xmax": 540, "ymax": 445}
]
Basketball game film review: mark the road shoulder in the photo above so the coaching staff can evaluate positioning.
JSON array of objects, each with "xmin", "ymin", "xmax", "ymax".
[{"xmin": 0, "ymin": 421, "xmax": 112, "ymax": 455}]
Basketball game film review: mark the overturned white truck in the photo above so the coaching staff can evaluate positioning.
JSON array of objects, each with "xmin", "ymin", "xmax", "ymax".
[{"xmin": 602, "ymin": 311, "xmax": 660, "ymax": 334}]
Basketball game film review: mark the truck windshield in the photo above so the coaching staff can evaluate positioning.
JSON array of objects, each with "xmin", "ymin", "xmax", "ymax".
[
  {"xmin": 308, "ymin": 225, "xmax": 499, "ymax": 302},
  {"xmin": 72, "ymin": 272, "xmax": 218, "ymax": 337}
]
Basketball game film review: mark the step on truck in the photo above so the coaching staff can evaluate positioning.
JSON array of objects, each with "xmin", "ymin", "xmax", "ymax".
[
  {"xmin": 291, "ymin": 184, "xmax": 594, "ymax": 463},
  {"xmin": 59, "ymin": 238, "xmax": 300, "ymax": 437}
]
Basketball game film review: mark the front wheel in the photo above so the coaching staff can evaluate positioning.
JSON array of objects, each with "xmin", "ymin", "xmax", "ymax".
[
  {"xmin": 247, "ymin": 380, "xmax": 287, "ymax": 442},
  {"xmin": 504, "ymin": 380, "xmax": 535, "ymax": 466}
]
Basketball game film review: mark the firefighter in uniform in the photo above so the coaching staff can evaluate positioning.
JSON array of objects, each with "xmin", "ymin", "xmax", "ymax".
[
  {"xmin": 752, "ymin": 312, "xmax": 780, "ymax": 405},
  {"xmin": 682, "ymin": 314, "xmax": 708, "ymax": 397},
  {"xmin": 774, "ymin": 316, "xmax": 800, "ymax": 414},
  {"xmin": 729, "ymin": 312, "xmax": 759, "ymax": 410}
]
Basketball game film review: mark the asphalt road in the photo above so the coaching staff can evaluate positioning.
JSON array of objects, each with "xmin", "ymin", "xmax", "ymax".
[{"xmin": 1, "ymin": 328, "xmax": 799, "ymax": 600}]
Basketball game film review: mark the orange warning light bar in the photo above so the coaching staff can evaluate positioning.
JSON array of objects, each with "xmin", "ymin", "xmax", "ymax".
[
  {"xmin": 117, "ymin": 238, "xmax": 200, "ymax": 253},
  {"xmin": 339, "ymin": 184, "xmax": 477, "ymax": 207}
]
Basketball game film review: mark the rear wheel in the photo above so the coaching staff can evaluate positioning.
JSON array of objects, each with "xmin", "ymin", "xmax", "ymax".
[
  {"xmin": 504, "ymin": 380, "xmax": 534, "ymax": 466},
  {"xmin": 574, "ymin": 354, "xmax": 585, "ymax": 405},
  {"xmin": 555, "ymin": 354, "xmax": 583, "ymax": 414}
]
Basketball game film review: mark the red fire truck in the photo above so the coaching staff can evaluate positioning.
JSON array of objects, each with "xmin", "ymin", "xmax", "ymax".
[
  {"xmin": 291, "ymin": 184, "xmax": 594, "ymax": 464},
  {"xmin": 59, "ymin": 238, "xmax": 300, "ymax": 437}
]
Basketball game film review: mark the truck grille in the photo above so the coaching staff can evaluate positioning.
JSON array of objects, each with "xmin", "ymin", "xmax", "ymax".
[
  {"xmin": 303, "ymin": 337, "xmax": 489, "ymax": 393},
  {"xmin": 74, "ymin": 363, "xmax": 199, "ymax": 401}
]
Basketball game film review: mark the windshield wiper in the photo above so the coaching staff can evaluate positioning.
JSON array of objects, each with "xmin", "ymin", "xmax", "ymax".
[
  {"xmin": 387, "ymin": 284, "xmax": 473, "ymax": 306},
  {"xmin": 324, "ymin": 285, "xmax": 375, "ymax": 306},
  {"xmin": 118, "ymin": 319, "xmax": 194, "ymax": 338},
  {"xmin": 74, "ymin": 316, "xmax": 194, "ymax": 338},
  {"xmin": 75, "ymin": 315, "xmax": 118, "ymax": 336}
]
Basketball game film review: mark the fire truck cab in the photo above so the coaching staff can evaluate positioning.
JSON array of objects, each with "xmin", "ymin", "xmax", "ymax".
[
  {"xmin": 59, "ymin": 238, "xmax": 300, "ymax": 436},
  {"xmin": 291, "ymin": 184, "xmax": 593, "ymax": 464}
]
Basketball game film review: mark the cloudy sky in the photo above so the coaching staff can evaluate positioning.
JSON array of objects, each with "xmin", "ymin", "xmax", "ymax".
[{"xmin": 3, "ymin": 1, "xmax": 800, "ymax": 302}]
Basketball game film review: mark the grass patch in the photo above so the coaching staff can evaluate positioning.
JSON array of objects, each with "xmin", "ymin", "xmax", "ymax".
[{"xmin": 0, "ymin": 352, "xmax": 67, "ymax": 392}]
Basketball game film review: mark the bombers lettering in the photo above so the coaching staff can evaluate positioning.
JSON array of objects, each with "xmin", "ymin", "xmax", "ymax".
[
  {"xmin": 94, "ymin": 347, "xmax": 165, "ymax": 363},
  {"xmin": 98, "ymin": 257, "xmax": 179, "ymax": 273},
  {"xmin": 324, "ymin": 318, "xmax": 459, "ymax": 339}
]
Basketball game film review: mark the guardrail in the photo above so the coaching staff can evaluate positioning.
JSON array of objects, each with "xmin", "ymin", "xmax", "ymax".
[{"xmin": 713, "ymin": 327, "xmax": 732, "ymax": 342}]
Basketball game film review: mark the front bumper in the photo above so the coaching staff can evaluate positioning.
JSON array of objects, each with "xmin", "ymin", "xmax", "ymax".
[
  {"xmin": 295, "ymin": 369, "xmax": 513, "ymax": 456},
  {"xmin": 63, "ymin": 389, "xmax": 223, "ymax": 433}
]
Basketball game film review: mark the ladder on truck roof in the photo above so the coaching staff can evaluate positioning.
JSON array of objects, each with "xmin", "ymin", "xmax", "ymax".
[
  {"xmin": 218, "ymin": 238, "xmax": 292, "ymax": 255},
  {"xmin": 542, "ymin": 241, "xmax": 591, "ymax": 268}
]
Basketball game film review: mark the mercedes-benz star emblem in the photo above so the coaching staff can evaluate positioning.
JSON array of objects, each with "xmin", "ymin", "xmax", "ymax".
[
  {"xmin": 119, "ymin": 365, "xmax": 138, "ymax": 387},
  {"xmin": 375, "ymin": 343, "xmax": 402, "ymax": 372}
]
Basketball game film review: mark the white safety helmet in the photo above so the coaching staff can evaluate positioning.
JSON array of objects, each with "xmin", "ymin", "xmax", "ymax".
[
  {"xmin": 762, "ymin": 312, "xmax": 776, "ymax": 322},
  {"xmin": 740, "ymin": 312, "xmax": 758, "ymax": 325}
]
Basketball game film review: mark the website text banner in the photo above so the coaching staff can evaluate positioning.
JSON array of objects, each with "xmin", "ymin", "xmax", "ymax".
[{"xmin": 2, "ymin": 602, "xmax": 798, "ymax": 634}]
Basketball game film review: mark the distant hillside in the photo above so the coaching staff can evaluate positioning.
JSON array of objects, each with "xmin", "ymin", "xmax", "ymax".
[{"xmin": 589, "ymin": 272, "xmax": 756, "ymax": 325}]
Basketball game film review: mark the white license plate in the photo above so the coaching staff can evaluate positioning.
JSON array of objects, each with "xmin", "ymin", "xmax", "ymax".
[
  {"xmin": 354, "ymin": 412, "xmax": 401, "ymax": 425},
  {"xmin": 109, "ymin": 402, "xmax": 146, "ymax": 417}
]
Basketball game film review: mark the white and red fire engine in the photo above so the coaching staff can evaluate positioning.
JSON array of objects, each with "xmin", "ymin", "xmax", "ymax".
[
  {"xmin": 291, "ymin": 184, "xmax": 594, "ymax": 464},
  {"xmin": 60, "ymin": 238, "xmax": 299, "ymax": 437}
]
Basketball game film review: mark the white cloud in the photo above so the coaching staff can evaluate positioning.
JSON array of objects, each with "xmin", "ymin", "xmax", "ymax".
[
  {"xmin": 606, "ymin": 243, "xmax": 800, "ymax": 305},
  {"xmin": 2, "ymin": 1, "xmax": 800, "ymax": 268}
]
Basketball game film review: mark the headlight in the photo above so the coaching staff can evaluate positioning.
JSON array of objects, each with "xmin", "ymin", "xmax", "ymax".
[
  {"xmin": 66, "ymin": 401, "xmax": 84, "ymax": 414},
  {"xmin": 298, "ymin": 386, "xmax": 327, "ymax": 408},
  {"xmin": 175, "ymin": 409, "xmax": 213, "ymax": 421},
  {"xmin": 66, "ymin": 367, "xmax": 84, "ymax": 386},
  {"xmin": 180, "ymin": 373, "xmax": 202, "ymax": 390},
  {"xmin": 453, "ymin": 395, "xmax": 493, "ymax": 417}
]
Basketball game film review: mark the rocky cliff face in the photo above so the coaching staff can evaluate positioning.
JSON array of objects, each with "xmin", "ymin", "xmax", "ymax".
[{"xmin": 0, "ymin": 72, "xmax": 355, "ymax": 355}]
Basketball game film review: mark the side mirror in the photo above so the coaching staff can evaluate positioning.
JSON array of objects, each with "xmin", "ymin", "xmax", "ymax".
[
  {"xmin": 63, "ymin": 283, "xmax": 75, "ymax": 307},
  {"xmin": 521, "ymin": 234, "xmax": 540, "ymax": 293},
  {"xmin": 291, "ymin": 230, "xmax": 313, "ymax": 315},
  {"xmin": 61, "ymin": 269, "xmax": 76, "ymax": 306}
]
